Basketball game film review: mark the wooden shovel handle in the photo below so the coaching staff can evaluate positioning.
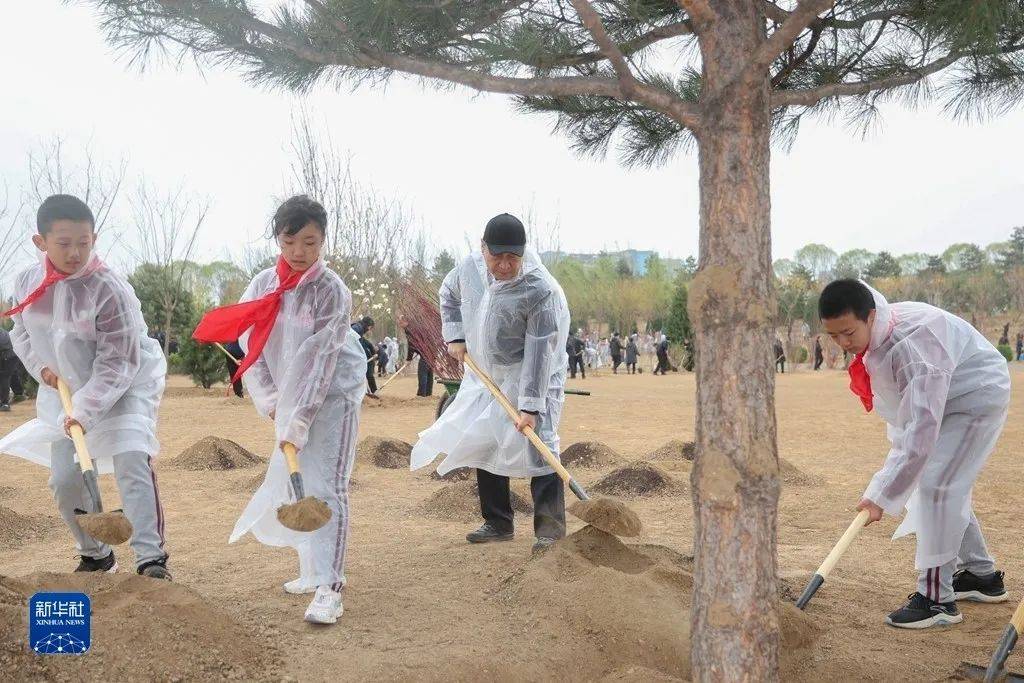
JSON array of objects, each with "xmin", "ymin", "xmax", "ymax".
[
  {"xmin": 282, "ymin": 442, "xmax": 301, "ymax": 476},
  {"xmin": 375, "ymin": 362, "xmax": 408, "ymax": 394},
  {"xmin": 816, "ymin": 509, "xmax": 870, "ymax": 579},
  {"xmin": 56, "ymin": 377, "xmax": 95, "ymax": 474},
  {"xmin": 214, "ymin": 342, "xmax": 242, "ymax": 365},
  {"xmin": 1010, "ymin": 595, "xmax": 1024, "ymax": 634},
  {"xmin": 463, "ymin": 353, "xmax": 575, "ymax": 486}
]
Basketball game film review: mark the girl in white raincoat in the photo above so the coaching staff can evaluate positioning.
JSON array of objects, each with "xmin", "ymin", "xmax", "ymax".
[
  {"xmin": 0, "ymin": 194, "xmax": 169, "ymax": 578},
  {"xmin": 820, "ymin": 279, "xmax": 1011, "ymax": 629},
  {"xmin": 410, "ymin": 213, "xmax": 570, "ymax": 552},
  {"xmin": 193, "ymin": 195, "xmax": 366, "ymax": 625}
]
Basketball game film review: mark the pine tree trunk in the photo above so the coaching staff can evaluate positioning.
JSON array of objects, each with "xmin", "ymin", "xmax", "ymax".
[{"xmin": 689, "ymin": 4, "xmax": 780, "ymax": 680}]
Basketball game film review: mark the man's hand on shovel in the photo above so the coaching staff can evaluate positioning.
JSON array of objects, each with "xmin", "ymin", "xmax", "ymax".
[
  {"xmin": 63, "ymin": 416, "xmax": 84, "ymax": 438},
  {"xmin": 514, "ymin": 412, "xmax": 536, "ymax": 433},
  {"xmin": 856, "ymin": 498, "xmax": 883, "ymax": 525}
]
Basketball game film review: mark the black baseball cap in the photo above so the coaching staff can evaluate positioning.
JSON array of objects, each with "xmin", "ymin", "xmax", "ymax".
[{"xmin": 483, "ymin": 213, "xmax": 526, "ymax": 256}]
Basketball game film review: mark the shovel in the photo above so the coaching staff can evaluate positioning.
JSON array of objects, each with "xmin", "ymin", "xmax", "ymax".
[
  {"xmin": 796, "ymin": 509, "xmax": 870, "ymax": 609},
  {"xmin": 56, "ymin": 377, "xmax": 133, "ymax": 545},
  {"xmin": 957, "ymin": 597, "xmax": 1024, "ymax": 682},
  {"xmin": 462, "ymin": 353, "xmax": 641, "ymax": 537},
  {"xmin": 275, "ymin": 441, "xmax": 331, "ymax": 532}
]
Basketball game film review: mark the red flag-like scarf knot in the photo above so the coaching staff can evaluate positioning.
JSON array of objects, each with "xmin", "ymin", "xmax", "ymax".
[
  {"xmin": 192, "ymin": 256, "xmax": 303, "ymax": 382},
  {"xmin": 848, "ymin": 351, "xmax": 873, "ymax": 412},
  {"xmin": 2, "ymin": 258, "xmax": 69, "ymax": 317}
]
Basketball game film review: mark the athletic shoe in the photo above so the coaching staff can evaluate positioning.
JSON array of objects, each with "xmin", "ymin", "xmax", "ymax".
[
  {"xmin": 284, "ymin": 578, "xmax": 316, "ymax": 595},
  {"xmin": 466, "ymin": 523, "xmax": 514, "ymax": 544},
  {"xmin": 886, "ymin": 592, "xmax": 962, "ymax": 629},
  {"xmin": 304, "ymin": 586, "xmax": 343, "ymax": 624},
  {"xmin": 75, "ymin": 552, "xmax": 117, "ymax": 573},
  {"xmin": 532, "ymin": 537, "xmax": 557, "ymax": 554},
  {"xmin": 137, "ymin": 558, "xmax": 172, "ymax": 581},
  {"xmin": 0, "ymin": 404, "xmax": 9, "ymax": 412},
  {"xmin": 954, "ymin": 569, "xmax": 1009, "ymax": 603}
]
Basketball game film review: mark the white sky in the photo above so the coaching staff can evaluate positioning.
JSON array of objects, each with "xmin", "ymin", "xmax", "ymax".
[{"xmin": 1, "ymin": 1, "xmax": 1022, "ymax": 272}]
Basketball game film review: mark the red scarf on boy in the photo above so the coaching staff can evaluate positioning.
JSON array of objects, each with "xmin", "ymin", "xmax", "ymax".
[
  {"xmin": 2, "ymin": 258, "xmax": 69, "ymax": 317},
  {"xmin": 192, "ymin": 257, "xmax": 303, "ymax": 382},
  {"xmin": 848, "ymin": 351, "xmax": 873, "ymax": 412}
]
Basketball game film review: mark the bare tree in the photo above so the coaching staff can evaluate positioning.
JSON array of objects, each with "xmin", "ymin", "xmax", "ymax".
[
  {"xmin": 0, "ymin": 185, "xmax": 26, "ymax": 304},
  {"xmin": 124, "ymin": 182, "xmax": 208, "ymax": 353}
]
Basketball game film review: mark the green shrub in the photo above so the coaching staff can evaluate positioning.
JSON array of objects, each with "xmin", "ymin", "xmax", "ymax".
[
  {"xmin": 998, "ymin": 344, "xmax": 1013, "ymax": 362},
  {"xmin": 793, "ymin": 346, "xmax": 809, "ymax": 364}
]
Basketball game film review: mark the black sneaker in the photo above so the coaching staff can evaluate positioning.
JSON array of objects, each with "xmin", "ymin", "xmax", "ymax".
[
  {"xmin": 532, "ymin": 537, "xmax": 558, "ymax": 554},
  {"xmin": 137, "ymin": 557, "xmax": 172, "ymax": 581},
  {"xmin": 886, "ymin": 592, "xmax": 962, "ymax": 629},
  {"xmin": 75, "ymin": 552, "xmax": 117, "ymax": 573},
  {"xmin": 954, "ymin": 569, "xmax": 1009, "ymax": 603},
  {"xmin": 466, "ymin": 523, "xmax": 514, "ymax": 544},
  {"xmin": 0, "ymin": 404, "xmax": 9, "ymax": 412}
]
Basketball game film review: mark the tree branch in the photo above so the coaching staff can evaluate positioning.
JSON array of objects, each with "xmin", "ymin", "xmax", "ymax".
[
  {"xmin": 569, "ymin": 0, "xmax": 636, "ymax": 89},
  {"xmin": 744, "ymin": 0, "xmax": 834, "ymax": 85},
  {"xmin": 675, "ymin": 0, "xmax": 715, "ymax": 32}
]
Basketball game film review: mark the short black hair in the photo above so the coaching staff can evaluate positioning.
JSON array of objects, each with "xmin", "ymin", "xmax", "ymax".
[
  {"xmin": 37, "ymin": 194, "xmax": 94, "ymax": 235},
  {"xmin": 361, "ymin": 316, "xmax": 374, "ymax": 328},
  {"xmin": 272, "ymin": 194, "xmax": 327, "ymax": 237},
  {"xmin": 819, "ymin": 279, "xmax": 876, "ymax": 321}
]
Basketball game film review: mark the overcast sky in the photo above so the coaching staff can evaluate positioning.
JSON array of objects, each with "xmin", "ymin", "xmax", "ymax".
[{"xmin": 2, "ymin": 1, "xmax": 1022, "ymax": 273}]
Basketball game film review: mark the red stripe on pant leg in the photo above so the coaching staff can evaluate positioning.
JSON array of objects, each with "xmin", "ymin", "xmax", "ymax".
[
  {"xmin": 331, "ymin": 406, "xmax": 355, "ymax": 586},
  {"xmin": 149, "ymin": 457, "xmax": 166, "ymax": 549}
]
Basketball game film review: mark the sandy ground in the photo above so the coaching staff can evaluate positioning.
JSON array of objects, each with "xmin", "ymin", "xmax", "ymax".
[{"xmin": 3, "ymin": 364, "xmax": 1024, "ymax": 681}]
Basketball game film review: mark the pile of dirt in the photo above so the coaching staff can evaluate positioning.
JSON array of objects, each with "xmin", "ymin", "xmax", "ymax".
[
  {"xmin": 0, "ymin": 485, "xmax": 14, "ymax": 501},
  {"xmin": 0, "ymin": 572, "xmax": 280, "ymax": 680},
  {"xmin": 0, "ymin": 506, "xmax": 49, "ymax": 549},
  {"xmin": 649, "ymin": 440, "xmax": 696, "ymax": 461},
  {"xmin": 358, "ymin": 437, "xmax": 413, "ymax": 469},
  {"xmin": 780, "ymin": 459, "xmax": 824, "ymax": 487},
  {"xmin": 429, "ymin": 467, "xmax": 474, "ymax": 482},
  {"xmin": 591, "ymin": 461, "xmax": 682, "ymax": 498},
  {"xmin": 170, "ymin": 436, "xmax": 263, "ymax": 471},
  {"xmin": 500, "ymin": 526, "xmax": 819, "ymax": 680},
  {"xmin": 419, "ymin": 480, "xmax": 531, "ymax": 522},
  {"xmin": 561, "ymin": 442, "xmax": 622, "ymax": 468}
]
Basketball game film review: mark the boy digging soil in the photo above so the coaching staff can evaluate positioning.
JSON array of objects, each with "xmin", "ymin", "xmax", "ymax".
[
  {"xmin": 193, "ymin": 195, "xmax": 366, "ymax": 625},
  {"xmin": 820, "ymin": 279, "xmax": 1010, "ymax": 629},
  {"xmin": 0, "ymin": 194, "xmax": 170, "ymax": 579}
]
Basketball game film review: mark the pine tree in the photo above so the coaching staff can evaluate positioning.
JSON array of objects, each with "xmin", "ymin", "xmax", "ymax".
[
  {"xmin": 177, "ymin": 314, "xmax": 227, "ymax": 389},
  {"xmin": 865, "ymin": 251, "xmax": 902, "ymax": 280},
  {"xmin": 81, "ymin": 1, "xmax": 1024, "ymax": 678}
]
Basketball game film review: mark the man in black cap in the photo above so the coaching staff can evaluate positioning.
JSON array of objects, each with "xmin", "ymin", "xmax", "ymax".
[
  {"xmin": 351, "ymin": 315, "xmax": 378, "ymax": 394},
  {"xmin": 411, "ymin": 213, "xmax": 571, "ymax": 554}
]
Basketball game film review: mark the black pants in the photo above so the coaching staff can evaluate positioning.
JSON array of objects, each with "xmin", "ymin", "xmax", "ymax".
[
  {"xmin": 225, "ymin": 357, "xmax": 244, "ymax": 398},
  {"xmin": 476, "ymin": 467, "xmax": 565, "ymax": 539},
  {"xmin": 814, "ymin": 353, "xmax": 823, "ymax": 371},
  {"xmin": 654, "ymin": 354, "xmax": 669, "ymax": 375},
  {"xmin": 626, "ymin": 362, "xmax": 636, "ymax": 374},
  {"xmin": 365, "ymin": 363, "xmax": 377, "ymax": 393},
  {"xmin": 416, "ymin": 357, "xmax": 433, "ymax": 396},
  {"xmin": 0, "ymin": 355, "xmax": 12, "ymax": 405},
  {"xmin": 569, "ymin": 355, "xmax": 585, "ymax": 379},
  {"xmin": 611, "ymin": 354, "xmax": 622, "ymax": 373}
]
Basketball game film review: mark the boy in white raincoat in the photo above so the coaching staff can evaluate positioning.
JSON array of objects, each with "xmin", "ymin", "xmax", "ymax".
[
  {"xmin": 192, "ymin": 195, "xmax": 366, "ymax": 625},
  {"xmin": 411, "ymin": 213, "xmax": 571, "ymax": 554},
  {"xmin": 0, "ymin": 194, "xmax": 169, "ymax": 578},
  {"xmin": 820, "ymin": 279, "xmax": 1010, "ymax": 629}
]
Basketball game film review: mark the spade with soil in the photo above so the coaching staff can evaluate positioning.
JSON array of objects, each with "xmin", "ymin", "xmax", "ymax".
[
  {"xmin": 56, "ymin": 377, "xmax": 133, "ymax": 545},
  {"xmin": 956, "ymin": 596, "xmax": 1024, "ymax": 682},
  {"xmin": 276, "ymin": 441, "xmax": 331, "ymax": 532},
  {"xmin": 795, "ymin": 509, "xmax": 869, "ymax": 609},
  {"xmin": 462, "ymin": 353, "xmax": 640, "ymax": 537}
]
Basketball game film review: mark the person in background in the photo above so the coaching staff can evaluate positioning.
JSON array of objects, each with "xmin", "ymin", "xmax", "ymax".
[
  {"xmin": 351, "ymin": 316, "xmax": 377, "ymax": 395},
  {"xmin": 814, "ymin": 335, "xmax": 825, "ymax": 371},
  {"xmin": 225, "ymin": 340, "xmax": 245, "ymax": 398},
  {"xmin": 376, "ymin": 339, "xmax": 389, "ymax": 377},
  {"xmin": 609, "ymin": 332, "xmax": 624, "ymax": 374},
  {"xmin": 625, "ymin": 333, "xmax": 639, "ymax": 374},
  {"xmin": 1016, "ymin": 332, "xmax": 1022, "ymax": 362},
  {"xmin": 0, "ymin": 327, "xmax": 15, "ymax": 411},
  {"xmin": 774, "ymin": 338, "xmax": 786, "ymax": 374}
]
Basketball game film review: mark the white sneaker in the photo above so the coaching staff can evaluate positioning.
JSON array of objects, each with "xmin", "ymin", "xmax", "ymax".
[
  {"xmin": 283, "ymin": 578, "xmax": 316, "ymax": 595},
  {"xmin": 304, "ymin": 586, "xmax": 343, "ymax": 624}
]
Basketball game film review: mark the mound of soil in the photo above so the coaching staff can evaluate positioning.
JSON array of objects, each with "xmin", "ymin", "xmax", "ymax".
[
  {"xmin": 649, "ymin": 440, "xmax": 696, "ymax": 461},
  {"xmin": 780, "ymin": 459, "xmax": 824, "ymax": 487},
  {"xmin": 0, "ymin": 506, "xmax": 50, "ymax": 548},
  {"xmin": 419, "ymin": 481, "xmax": 532, "ymax": 522},
  {"xmin": 170, "ymin": 437, "xmax": 263, "ymax": 471},
  {"xmin": 358, "ymin": 437, "xmax": 413, "ymax": 469},
  {"xmin": 429, "ymin": 467, "xmax": 474, "ymax": 482},
  {"xmin": 569, "ymin": 499, "xmax": 643, "ymax": 537},
  {"xmin": 561, "ymin": 442, "xmax": 622, "ymax": 468},
  {"xmin": 501, "ymin": 526, "xmax": 819, "ymax": 680},
  {"xmin": 0, "ymin": 485, "xmax": 14, "ymax": 501},
  {"xmin": 0, "ymin": 572, "xmax": 280, "ymax": 680},
  {"xmin": 591, "ymin": 461, "xmax": 682, "ymax": 498}
]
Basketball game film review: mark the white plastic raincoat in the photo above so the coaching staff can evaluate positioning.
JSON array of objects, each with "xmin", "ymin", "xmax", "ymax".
[
  {"xmin": 861, "ymin": 284, "xmax": 1010, "ymax": 569},
  {"xmin": 384, "ymin": 336, "xmax": 398, "ymax": 373},
  {"xmin": 0, "ymin": 254, "xmax": 165, "ymax": 473},
  {"xmin": 411, "ymin": 248, "xmax": 570, "ymax": 478},
  {"xmin": 229, "ymin": 259, "xmax": 367, "ymax": 552}
]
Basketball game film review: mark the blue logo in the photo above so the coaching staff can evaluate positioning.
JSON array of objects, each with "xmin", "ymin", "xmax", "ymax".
[{"xmin": 29, "ymin": 592, "xmax": 90, "ymax": 655}]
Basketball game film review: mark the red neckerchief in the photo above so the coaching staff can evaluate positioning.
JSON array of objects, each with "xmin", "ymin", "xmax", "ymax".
[
  {"xmin": 192, "ymin": 256, "xmax": 304, "ymax": 382},
  {"xmin": 848, "ymin": 351, "xmax": 873, "ymax": 412},
  {"xmin": 2, "ymin": 258, "xmax": 70, "ymax": 317}
]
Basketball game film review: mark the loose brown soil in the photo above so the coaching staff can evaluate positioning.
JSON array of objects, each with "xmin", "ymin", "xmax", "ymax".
[
  {"xmin": 561, "ymin": 441, "xmax": 622, "ymax": 468},
  {"xmin": 418, "ymin": 480, "xmax": 532, "ymax": 523},
  {"xmin": 357, "ymin": 436, "xmax": 412, "ymax": 469},
  {"xmin": 170, "ymin": 436, "xmax": 262, "ymax": 471},
  {"xmin": 591, "ymin": 461, "xmax": 682, "ymax": 498}
]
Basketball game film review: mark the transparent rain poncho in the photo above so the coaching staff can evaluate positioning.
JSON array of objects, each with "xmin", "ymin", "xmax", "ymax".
[
  {"xmin": 860, "ymin": 283, "xmax": 1010, "ymax": 569},
  {"xmin": 0, "ymin": 253, "xmax": 166, "ymax": 472},
  {"xmin": 410, "ymin": 247, "xmax": 570, "ymax": 478},
  {"xmin": 230, "ymin": 259, "xmax": 367, "ymax": 551}
]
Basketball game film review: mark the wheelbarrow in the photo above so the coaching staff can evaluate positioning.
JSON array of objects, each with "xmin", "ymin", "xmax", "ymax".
[{"xmin": 434, "ymin": 378, "xmax": 590, "ymax": 419}]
